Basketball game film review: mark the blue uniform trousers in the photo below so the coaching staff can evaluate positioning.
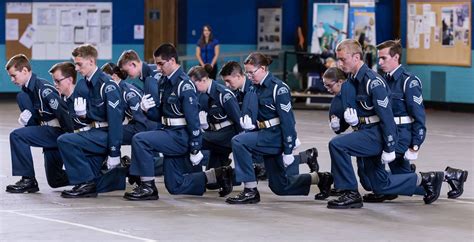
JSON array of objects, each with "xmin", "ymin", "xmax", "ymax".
[
  {"xmin": 130, "ymin": 129, "xmax": 206, "ymax": 195},
  {"xmin": 43, "ymin": 148, "xmax": 69, "ymax": 188},
  {"xmin": 232, "ymin": 132, "xmax": 311, "ymax": 196},
  {"xmin": 202, "ymin": 126, "xmax": 234, "ymax": 170},
  {"xmin": 10, "ymin": 126, "xmax": 63, "ymax": 177},
  {"xmin": 329, "ymin": 125, "xmax": 420, "ymax": 196},
  {"xmin": 57, "ymin": 129, "xmax": 126, "ymax": 192}
]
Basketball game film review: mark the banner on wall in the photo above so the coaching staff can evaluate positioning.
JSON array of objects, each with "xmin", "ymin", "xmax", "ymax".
[
  {"xmin": 257, "ymin": 8, "xmax": 282, "ymax": 50},
  {"xmin": 310, "ymin": 3, "xmax": 348, "ymax": 55},
  {"xmin": 349, "ymin": 7, "xmax": 377, "ymax": 46},
  {"xmin": 31, "ymin": 2, "xmax": 112, "ymax": 60}
]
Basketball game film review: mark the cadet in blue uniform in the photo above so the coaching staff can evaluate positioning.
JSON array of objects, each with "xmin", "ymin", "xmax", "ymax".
[
  {"xmin": 328, "ymin": 39, "xmax": 446, "ymax": 209},
  {"xmin": 57, "ymin": 44, "xmax": 124, "ymax": 198},
  {"xmin": 359, "ymin": 40, "xmax": 468, "ymax": 202},
  {"xmin": 225, "ymin": 52, "xmax": 332, "ymax": 204},
  {"xmin": 220, "ymin": 61, "xmax": 320, "ymax": 178},
  {"xmin": 123, "ymin": 43, "xmax": 233, "ymax": 200},
  {"xmin": 5, "ymin": 54, "xmax": 73, "ymax": 193}
]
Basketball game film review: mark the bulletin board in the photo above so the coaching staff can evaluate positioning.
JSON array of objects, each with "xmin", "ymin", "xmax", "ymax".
[
  {"xmin": 406, "ymin": 0, "xmax": 471, "ymax": 66},
  {"xmin": 5, "ymin": 2, "xmax": 33, "ymax": 60}
]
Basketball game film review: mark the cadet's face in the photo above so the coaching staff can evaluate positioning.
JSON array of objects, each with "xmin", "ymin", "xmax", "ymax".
[
  {"xmin": 336, "ymin": 49, "xmax": 357, "ymax": 74},
  {"xmin": 244, "ymin": 64, "xmax": 265, "ymax": 84},
  {"xmin": 8, "ymin": 67, "xmax": 29, "ymax": 86},
  {"xmin": 190, "ymin": 76, "xmax": 209, "ymax": 93},
  {"xmin": 154, "ymin": 56, "xmax": 172, "ymax": 76},
  {"xmin": 52, "ymin": 70, "xmax": 72, "ymax": 95},
  {"xmin": 378, "ymin": 48, "xmax": 399, "ymax": 73},
  {"xmin": 122, "ymin": 62, "xmax": 140, "ymax": 79},
  {"xmin": 323, "ymin": 78, "xmax": 342, "ymax": 95},
  {"xmin": 222, "ymin": 74, "xmax": 244, "ymax": 90},
  {"xmin": 73, "ymin": 56, "xmax": 95, "ymax": 77}
]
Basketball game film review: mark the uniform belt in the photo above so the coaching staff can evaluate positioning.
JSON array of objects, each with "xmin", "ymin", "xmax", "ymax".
[
  {"xmin": 91, "ymin": 121, "xmax": 108, "ymax": 128},
  {"xmin": 162, "ymin": 117, "xmax": 187, "ymax": 126},
  {"xmin": 209, "ymin": 120, "xmax": 233, "ymax": 131},
  {"xmin": 258, "ymin": 117, "xmax": 280, "ymax": 129},
  {"xmin": 74, "ymin": 125, "xmax": 92, "ymax": 133},
  {"xmin": 358, "ymin": 115, "xmax": 380, "ymax": 124},
  {"xmin": 394, "ymin": 116, "xmax": 413, "ymax": 125},
  {"xmin": 40, "ymin": 119, "xmax": 61, "ymax": 128}
]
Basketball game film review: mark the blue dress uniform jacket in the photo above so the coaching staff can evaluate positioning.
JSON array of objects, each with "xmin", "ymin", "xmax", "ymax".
[
  {"xmin": 129, "ymin": 67, "xmax": 206, "ymax": 195},
  {"xmin": 200, "ymin": 81, "xmax": 242, "ymax": 170},
  {"xmin": 58, "ymin": 68, "xmax": 125, "ymax": 187},
  {"xmin": 141, "ymin": 62, "xmax": 162, "ymax": 122},
  {"xmin": 329, "ymin": 81, "xmax": 357, "ymax": 134},
  {"xmin": 10, "ymin": 73, "xmax": 72, "ymax": 187},
  {"xmin": 231, "ymin": 73, "xmax": 312, "ymax": 196}
]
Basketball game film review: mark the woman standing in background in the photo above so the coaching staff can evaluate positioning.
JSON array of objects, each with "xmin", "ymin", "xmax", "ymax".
[{"xmin": 196, "ymin": 25, "xmax": 220, "ymax": 80}]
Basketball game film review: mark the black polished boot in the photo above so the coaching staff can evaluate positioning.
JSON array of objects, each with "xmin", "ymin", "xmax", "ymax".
[
  {"xmin": 121, "ymin": 155, "xmax": 131, "ymax": 167},
  {"xmin": 420, "ymin": 172, "xmax": 444, "ymax": 204},
  {"xmin": 253, "ymin": 163, "xmax": 267, "ymax": 181},
  {"xmin": 226, "ymin": 188, "xmax": 260, "ymax": 204},
  {"xmin": 6, "ymin": 177, "xmax": 39, "ymax": 193},
  {"xmin": 314, "ymin": 172, "xmax": 334, "ymax": 200},
  {"xmin": 123, "ymin": 180, "xmax": 159, "ymax": 201},
  {"xmin": 61, "ymin": 181, "xmax": 97, "ymax": 198},
  {"xmin": 327, "ymin": 190, "xmax": 363, "ymax": 209},
  {"xmin": 216, "ymin": 166, "xmax": 234, "ymax": 197},
  {"xmin": 363, "ymin": 193, "xmax": 398, "ymax": 203},
  {"xmin": 330, "ymin": 188, "xmax": 344, "ymax": 196},
  {"xmin": 445, "ymin": 166, "xmax": 468, "ymax": 199},
  {"xmin": 300, "ymin": 148, "xmax": 319, "ymax": 173}
]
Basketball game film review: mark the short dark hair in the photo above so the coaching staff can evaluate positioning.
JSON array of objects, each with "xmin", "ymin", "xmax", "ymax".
[
  {"xmin": 49, "ymin": 62, "xmax": 77, "ymax": 84},
  {"xmin": 220, "ymin": 61, "xmax": 244, "ymax": 77},
  {"xmin": 376, "ymin": 39, "xmax": 402, "ymax": 64},
  {"xmin": 101, "ymin": 62, "xmax": 128, "ymax": 80},
  {"xmin": 244, "ymin": 52, "xmax": 273, "ymax": 67},
  {"xmin": 5, "ymin": 54, "xmax": 31, "ymax": 72},
  {"xmin": 322, "ymin": 67, "xmax": 347, "ymax": 82},
  {"xmin": 188, "ymin": 65, "xmax": 212, "ymax": 81},
  {"xmin": 153, "ymin": 43, "xmax": 178, "ymax": 62},
  {"xmin": 72, "ymin": 44, "xmax": 98, "ymax": 60}
]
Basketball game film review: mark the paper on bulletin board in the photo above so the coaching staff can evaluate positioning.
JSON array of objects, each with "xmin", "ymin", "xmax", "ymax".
[
  {"xmin": 19, "ymin": 24, "xmax": 35, "ymax": 49},
  {"xmin": 6, "ymin": 2, "xmax": 32, "ymax": 14},
  {"xmin": 424, "ymin": 34, "xmax": 430, "ymax": 49},
  {"xmin": 134, "ymin": 25, "xmax": 144, "ymax": 39},
  {"xmin": 408, "ymin": 4, "xmax": 416, "ymax": 16},
  {"xmin": 6, "ymin": 19, "xmax": 19, "ymax": 41}
]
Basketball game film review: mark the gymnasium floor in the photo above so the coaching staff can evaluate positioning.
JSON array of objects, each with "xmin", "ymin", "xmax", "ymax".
[{"xmin": 0, "ymin": 100, "xmax": 473, "ymax": 241}]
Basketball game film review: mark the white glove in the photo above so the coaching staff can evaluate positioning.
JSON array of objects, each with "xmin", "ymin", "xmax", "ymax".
[
  {"xmin": 293, "ymin": 138, "xmax": 301, "ymax": 150},
  {"xmin": 404, "ymin": 149, "xmax": 418, "ymax": 161},
  {"xmin": 107, "ymin": 156, "xmax": 120, "ymax": 170},
  {"xmin": 140, "ymin": 94, "xmax": 156, "ymax": 112},
  {"xmin": 381, "ymin": 151, "xmax": 396, "ymax": 164},
  {"xmin": 282, "ymin": 154, "xmax": 295, "ymax": 168},
  {"xmin": 330, "ymin": 116, "xmax": 340, "ymax": 132},
  {"xmin": 344, "ymin": 108, "xmax": 359, "ymax": 126},
  {"xmin": 18, "ymin": 110, "xmax": 32, "ymax": 126},
  {"xmin": 190, "ymin": 151, "xmax": 204, "ymax": 166},
  {"xmin": 199, "ymin": 111, "xmax": 209, "ymax": 129},
  {"xmin": 74, "ymin": 97, "xmax": 87, "ymax": 116},
  {"xmin": 239, "ymin": 115, "xmax": 255, "ymax": 130}
]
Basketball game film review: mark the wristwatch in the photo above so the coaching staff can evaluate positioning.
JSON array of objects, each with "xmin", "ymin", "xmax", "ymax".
[{"xmin": 412, "ymin": 145, "xmax": 419, "ymax": 151}]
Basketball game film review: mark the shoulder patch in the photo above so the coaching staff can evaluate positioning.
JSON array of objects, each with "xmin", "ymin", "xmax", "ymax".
[
  {"xmin": 409, "ymin": 79, "xmax": 420, "ymax": 88},
  {"xmin": 49, "ymin": 98, "xmax": 59, "ymax": 110},
  {"xmin": 181, "ymin": 83, "xmax": 194, "ymax": 92},
  {"xmin": 369, "ymin": 79, "xmax": 383, "ymax": 90},
  {"xmin": 277, "ymin": 86, "xmax": 289, "ymax": 96},
  {"xmin": 104, "ymin": 84, "xmax": 117, "ymax": 93},
  {"xmin": 41, "ymin": 88, "xmax": 53, "ymax": 98},
  {"xmin": 222, "ymin": 92, "xmax": 233, "ymax": 103},
  {"xmin": 125, "ymin": 91, "xmax": 137, "ymax": 101}
]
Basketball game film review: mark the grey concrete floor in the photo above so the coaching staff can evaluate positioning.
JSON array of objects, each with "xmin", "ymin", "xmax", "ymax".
[{"xmin": 0, "ymin": 100, "xmax": 473, "ymax": 241}]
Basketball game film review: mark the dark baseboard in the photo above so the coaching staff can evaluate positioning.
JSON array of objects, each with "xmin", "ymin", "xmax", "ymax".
[
  {"xmin": 424, "ymin": 101, "xmax": 474, "ymax": 113},
  {"xmin": 0, "ymin": 93, "xmax": 17, "ymax": 101}
]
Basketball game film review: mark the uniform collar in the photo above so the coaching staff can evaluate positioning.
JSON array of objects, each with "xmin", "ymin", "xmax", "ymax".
[
  {"xmin": 389, "ymin": 64, "xmax": 404, "ymax": 81},
  {"xmin": 86, "ymin": 67, "xmax": 99, "ymax": 86},
  {"xmin": 239, "ymin": 78, "xmax": 247, "ymax": 93},
  {"xmin": 354, "ymin": 63, "xmax": 369, "ymax": 83},
  {"xmin": 258, "ymin": 71, "xmax": 270, "ymax": 87},
  {"xmin": 140, "ymin": 62, "xmax": 151, "ymax": 81},
  {"xmin": 167, "ymin": 66, "xmax": 183, "ymax": 86},
  {"xmin": 25, "ymin": 73, "xmax": 35, "ymax": 92},
  {"xmin": 207, "ymin": 80, "xmax": 213, "ymax": 94}
]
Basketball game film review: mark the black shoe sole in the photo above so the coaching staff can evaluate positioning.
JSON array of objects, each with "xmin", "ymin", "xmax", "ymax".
[
  {"xmin": 447, "ymin": 170, "xmax": 468, "ymax": 199},
  {"xmin": 327, "ymin": 202, "xmax": 363, "ymax": 209},
  {"xmin": 314, "ymin": 193, "xmax": 329, "ymax": 200},
  {"xmin": 61, "ymin": 193, "xmax": 98, "ymax": 198},
  {"xmin": 363, "ymin": 195, "xmax": 398, "ymax": 203},
  {"xmin": 225, "ymin": 198, "xmax": 260, "ymax": 204},
  {"xmin": 6, "ymin": 187, "xmax": 39, "ymax": 193},
  {"xmin": 123, "ymin": 195, "xmax": 159, "ymax": 201}
]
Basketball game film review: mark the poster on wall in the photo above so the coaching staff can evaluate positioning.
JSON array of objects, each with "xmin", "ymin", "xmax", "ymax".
[
  {"xmin": 31, "ymin": 2, "xmax": 112, "ymax": 60},
  {"xmin": 310, "ymin": 3, "xmax": 348, "ymax": 56},
  {"xmin": 257, "ymin": 8, "xmax": 282, "ymax": 50},
  {"xmin": 349, "ymin": 7, "xmax": 376, "ymax": 46}
]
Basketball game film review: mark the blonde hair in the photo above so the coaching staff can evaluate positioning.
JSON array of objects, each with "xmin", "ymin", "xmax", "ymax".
[{"xmin": 336, "ymin": 39, "xmax": 363, "ymax": 59}]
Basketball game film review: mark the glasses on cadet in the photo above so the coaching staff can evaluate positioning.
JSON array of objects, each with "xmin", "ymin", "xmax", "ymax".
[
  {"xmin": 323, "ymin": 81, "xmax": 337, "ymax": 89},
  {"xmin": 54, "ymin": 76, "xmax": 68, "ymax": 84},
  {"xmin": 244, "ymin": 66, "xmax": 261, "ymax": 76}
]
